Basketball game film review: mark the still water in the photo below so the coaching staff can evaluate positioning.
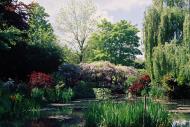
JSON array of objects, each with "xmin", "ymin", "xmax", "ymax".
[
  {"xmin": 166, "ymin": 100, "xmax": 190, "ymax": 127},
  {"xmin": 0, "ymin": 99, "xmax": 190, "ymax": 127}
]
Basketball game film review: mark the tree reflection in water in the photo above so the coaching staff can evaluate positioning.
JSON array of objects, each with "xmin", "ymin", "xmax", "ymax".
[{"xmin": 26, "ymin": 119, "xmax": 61, "ymax": 127}]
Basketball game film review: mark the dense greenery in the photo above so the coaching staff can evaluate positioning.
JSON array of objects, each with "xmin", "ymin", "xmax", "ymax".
[
  {"xmin": 0, "ymin": 79, "xmax": 41, "ymax": 119},
  {"xmin": 85, "ymin": 100, "xmax": 171, "ymax": 127},
  {"xmin": 72, "ymin": 81, "xmax": 95, "ymax": 99},
  {"xmin": 0, "ymin": 1, "xmax": 64, "ymax": 80},
  {"xmin": 144, "ymin": 0, "xmax": 190, "ymax": 95},
  {"xmin": 86, "ymin": 19, "xmax": 142, "ymax": 66},
  {"xmin": 1, "ymin": 0, "xmax": 189, "ymax": 125},
  {"xmin": 0, "ymin": 1, "xmax": 71, "ymax": 119}
]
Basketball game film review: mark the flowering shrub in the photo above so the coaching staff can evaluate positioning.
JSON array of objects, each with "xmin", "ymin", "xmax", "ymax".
[
  {"xmin": 57, "ymin": 64, "xmax": 81, "ymax": 87},
  {"xmin": 57, "ymin": 62, "xmax": 137, "ymax": 93},
  {"xmin": 29, "ymin": 72, "xmax": 53, "ymax": 88},
  {"xmin": 80, "ymin": 62, "xmax": 136, "ymax": 88},
  {"xmin": 128, "ymin": 74, "xmax": 151, "ymax": 95}
]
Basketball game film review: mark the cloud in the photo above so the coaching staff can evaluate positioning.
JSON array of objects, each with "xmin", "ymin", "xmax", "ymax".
[
  {"xmin": 20, "ymin": 0, "xmax": 152, "ymax": 16},
  {"xmin": 20, "ymin": 0, "xmax": 152, "ymax": 21},
  {"xmin": 96, "ymin": 0, "xmax": 152, "ymax": 12},
  {"xmin": 20, "ymin": 0, "xmax": 152, "ymax": 38},
  {"xmin": 96, "ymin": 8, "xmax": 114, "ymax": 22},
  {"xmin": 20, "ymin": 0, "xmax": 149, "ymax": 58}
]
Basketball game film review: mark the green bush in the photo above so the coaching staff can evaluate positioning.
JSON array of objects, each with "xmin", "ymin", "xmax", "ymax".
[
  {"xmin": 55, "ymin": 88, "xmax": 73, "ymax": 103},
  {"xmin": 85, "ymin": 100, "xmax": 171, "ymax": 127},
  {"xmin": 93, "ymin": 88, "xmax": 111, "ymax": 100},
  {"xmin": 23, "ymin": 99, "xmax": 41, "ymax": 112},
  {"xmin": 124, "ymin": 75, "xmax": 138, "ymax": 91},
  {"xmin": 12, "ymin": 93, "xmax": 41, "ymax": 116},
  {"xmin": 0, "ymin": 87, "xmax": 11, "ymax": 119},
  {"xmin": 149, "ymin": 85, "xmax": 166, "ymax": 99},
  {"xmin": 73, "ymin": 81, "xmax": 95, "ymax": 99},
  {"xmin": 0, "ymin": 81, "xmax": 41, "ymax": 119},
  {"xmin": 0, "ymin": 93, "xmax": 41, "ymax": 119},
  {"xmin": 0, "ymin": 3, "xmax": 65, "ymax": 80},
  {"xmin": 46, "ymin": 88, "xmax": 73, "ymax": 103},
  {"xmin": 31, "ymin": 88, "xmax": 45, "ymax": 102}
]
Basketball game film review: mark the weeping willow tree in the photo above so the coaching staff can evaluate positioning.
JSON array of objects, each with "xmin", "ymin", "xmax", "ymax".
[
  {"xmin": 144, "ymin": 0, "xmax": 190, "ymax": 85},
  {"xmin": 152, "ymin": 42, "xmax": 190, "ymax": 84},
  {"xmin": 144, "ymin": 5, "xmax": 160, "ymax": 80},
  {"xmin": 158, "ymin": 8, "xmax": 185, "ymax": 44},
  {"xmin": 183, "ymin": 14, "xmax": 190, "ymax": 49}
]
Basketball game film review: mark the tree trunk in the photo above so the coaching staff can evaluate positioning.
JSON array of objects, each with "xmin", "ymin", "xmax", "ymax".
[
  {"xmin": 79, "ymin": 40, "xmax": 85, "ymax": 63},
  {"xmin": 79, "ymin": 53, "xmax": 83, "ymax": 63}
]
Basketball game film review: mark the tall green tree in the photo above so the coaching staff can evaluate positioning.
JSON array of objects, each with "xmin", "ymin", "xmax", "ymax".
[
  {"xmin": 86, "ymin": 19, "xmax": 142, "ymax": 66},
  {"xmin": 183, "ymin": 14, "xmax": 190, "ymax": 49},
  {"xmin": 144, "ymin": 0, "xmax": 190, "ymax": 83},
  {"xmin": 0, "ymin": 2, "xmax": 64, "ymax": 80},
  {"xmin": 28, "ymin": 4, "xmax": 55, "ymax": 46},
  {"xmin": 24, "ymin": 4, "xmax": 64, "ymax": 74}
]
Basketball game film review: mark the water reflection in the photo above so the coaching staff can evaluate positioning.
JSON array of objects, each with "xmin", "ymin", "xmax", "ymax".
[
  {"xmin": 172, "ymin": 120, "xmax": 190, "ymax": 127},
  {"xmin": 0, "ymin": 99, "xmax": 190, "ymax": 127},
  {"xmin": 0, "ymin": 107, "xmax": 78, "ymax": 127},
  {"xmin": 0, "ymin": 119, "xmax": 61, "ymax": 127},
  {"xmin": 166, "ymin": 99, "xmax": 190, "ymax": 127}
]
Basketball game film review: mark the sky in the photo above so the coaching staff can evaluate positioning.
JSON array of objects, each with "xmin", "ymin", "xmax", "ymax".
[
  {"xmin": 21, "ymin": 0, "xmax": 153, "ymax": 59},
  {"xmin": 21, "ymin": 0, "xmax": 152, "ymax": 33}
]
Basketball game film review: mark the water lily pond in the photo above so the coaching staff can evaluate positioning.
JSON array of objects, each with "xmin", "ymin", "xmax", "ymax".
[{"xmin": 0, "ymin": 99, "xmax": 190, "ymax": 127}]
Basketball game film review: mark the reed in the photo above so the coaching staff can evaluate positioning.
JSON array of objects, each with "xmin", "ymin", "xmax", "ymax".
[{"xmin": 85, "ymin": 100, "xmax": 171, "ymax": 127}]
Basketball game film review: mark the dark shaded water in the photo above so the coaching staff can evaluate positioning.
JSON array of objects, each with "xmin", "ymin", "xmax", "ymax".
[
  {"xmin": 0, "ymin": 99, "xmax": 190, "ymax": 127},
  {"xmin": 0, "ymin": 100, "xmax": 91, "ymax": 127}
]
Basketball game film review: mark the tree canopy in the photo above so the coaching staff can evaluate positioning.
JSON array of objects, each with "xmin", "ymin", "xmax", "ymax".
[
  {"xmin": 144, "ymin": 0, "xmax": 190, "ymax": 84},
  {"xmin": 86, "ymin": 19, "xmax": 142, "ymax": 66},
  {"xmin": 0, "ymin": 1, "xmax": 64, "ymax": 80}
]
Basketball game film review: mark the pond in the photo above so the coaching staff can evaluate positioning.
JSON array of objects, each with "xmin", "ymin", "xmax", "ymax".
[
  {"xmin": 166, "ymin": 100, "xmax": 190, "ymax": 127},
  {"xmin": 0, "ymin": 99, "xmax": 190, "ymax": 127}
]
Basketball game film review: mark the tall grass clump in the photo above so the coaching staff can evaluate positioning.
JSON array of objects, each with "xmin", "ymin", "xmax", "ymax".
[{"xmin": 85, "ymin": 100, "xmax": 171, "ymax": 127}]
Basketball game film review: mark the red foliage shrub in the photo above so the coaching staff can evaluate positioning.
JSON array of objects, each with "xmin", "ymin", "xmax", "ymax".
[
  {"xmin": 28, "ymin": 72, "xmax": 53, "ymax": 88},
  {"xmin": 140, "ymin": 75, "xmax": 151, "ymax": 84},
  {"xmin": 128, "ymin": 75, "xmax": 151, "ymax": 95}
]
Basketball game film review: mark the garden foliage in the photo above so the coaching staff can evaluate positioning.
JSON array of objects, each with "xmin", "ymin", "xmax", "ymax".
[
  {"xmin": 80, "ymin": 61, "xmax": 136, "ymax": 92},
  {"xmin": 86, "ymin": 19, "xmax": 142, "ymax": 66},
  {"xmin": 57, "ymin": 61, "xmax": 137, "ymax": 93},
  {"xmin": 144, "ymin": 0, "xmax": 190, "ymax": 98},
  {"xmin": 57, "ymin": 64, "xmax": 81, "ymax": 87},
  {"xmin": 0, "ymin": 80, "xmax": 41, "ymax": 119},
  {"xmin": 128, "ymin": 75, "xmax": 151, "ymax": 96},
  {"xmin": 72, "ymin": 81, "xmax": 95, "ymax": 99},
  {"xmin": 85, "ymin": 100, "xmax": 171, "ymax": 127},
  {"xmin": 0, "ymin": 1, "xmax": 64, "ymax": 80},
  {"xmin": 28, "ymin": 72, "xmax": 53, "ymax": 88},
  {"xmin": 45, "ymin": 88, "xmax": 73, "ymax": 103}
]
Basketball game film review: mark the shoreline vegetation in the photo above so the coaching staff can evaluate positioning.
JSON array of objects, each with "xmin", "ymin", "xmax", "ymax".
[{"xmin": 0, "ymin": 0, "xmax": 190, "ymax": 126}]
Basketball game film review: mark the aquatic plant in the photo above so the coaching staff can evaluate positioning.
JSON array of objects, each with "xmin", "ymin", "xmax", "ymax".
[{"xmin": 85, "ymin": 100, "xmax": 171, "ymax": 127}]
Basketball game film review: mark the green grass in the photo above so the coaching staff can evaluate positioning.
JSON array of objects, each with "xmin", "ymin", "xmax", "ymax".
[{"xmin": 85, "ymin": 100, "xmax": 171, "ymax": 127}]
